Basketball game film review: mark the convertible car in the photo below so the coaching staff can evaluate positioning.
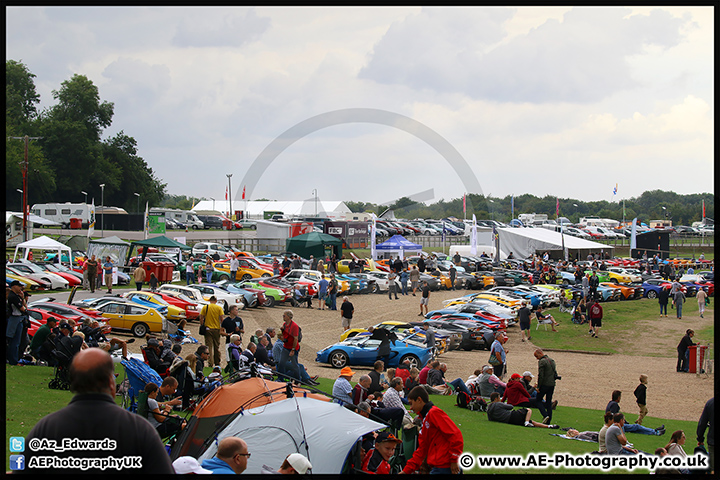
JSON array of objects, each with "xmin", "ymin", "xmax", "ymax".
[{"xmin": 316, "ymin": 334, "xmax": 433, "ymax": 370}]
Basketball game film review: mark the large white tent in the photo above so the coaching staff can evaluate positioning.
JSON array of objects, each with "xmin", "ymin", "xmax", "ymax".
[
  {"xmin": 192, "ymin": 200, "xmax": 351, "ymax": 220},
  {"xmin": 197, "ymin": 396, "xmax": 385, "ymax": 474},
  {"xmin": 13, "ymin": 235, "xmax": 74, "ymax": 266},
  {"xmin": 496, "ymin": 227, "xmax": 614, "ymax": 260}
]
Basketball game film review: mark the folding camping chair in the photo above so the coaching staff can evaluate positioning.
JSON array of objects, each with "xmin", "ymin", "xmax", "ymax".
[{"xmin": 120, "ymin": 357, "xmax": 164, "ymax": 412}]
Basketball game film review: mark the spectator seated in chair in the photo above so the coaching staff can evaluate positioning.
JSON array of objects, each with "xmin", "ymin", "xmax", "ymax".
[
  {"xmin": 81, "ymin": 319, "xmax": 135, "ymax": 360},
  {"xmin": 291, "ymin": 285, "xmax": 313, "ymax": 308},
  {"xmin": 143, "ymin": 382, "xmax": 186, "ymax": 438},
  {"xmin": 144, "ymin": 337, "xmax": 170, "ymax": 376}
]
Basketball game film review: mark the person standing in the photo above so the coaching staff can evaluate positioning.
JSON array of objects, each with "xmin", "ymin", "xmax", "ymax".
[
  {"xmin": 205, "ymin": 257, "xmax": 214, "ymax": 283},
  {"xmin": 676, "ymin": 329, "xmax": 696, "ymax": 373},
  {"xmin": 278, "ymin": 310, "xmax": 302, "ymax": 381},
  {"xmin": 422, "ymin": 323, "xmax": 436, "ymax": 358},
  {"xmin": 185, "ymin": 256, "xmax": 195, "ymax": 285},
  {"xmin": 340, "ymin": 296, "xmax": 354, "ymax": 332},
  {"xmin": 589, "ymin": 270, "xmax": 599, "ymax": 299},
  {"xmin": 102, "ymin": 256, "xmax": 114, "ymax": 294},
  {"xmin": 23, "ymin": 348, "xmax": 174, "ymax": 473},
  {"xmin": 388, "ymin": 270, "xmax": 399, "ymax": 300},
  {"xmin": 81, "ymin": 256, "xmax": 90, "ymax": 290},
  {"xmin": 534, "ymin": 348, "xmax": 558, "ymax": 425},
  {"xmin": 674, "ymin": 287, "xmax": 686, "ymax": 319},
  {"xmin": 696, "ymin": 397, "xmax": 714, "ymax": 474},
  {"xmin": 419, "ymin": 280, "xmax": 430, "ymax": 316},
  {"xmin": 581, "ymin": 272, "xmax": 590, "ymax": 301},
  {"xmin": 317, "ymin": 274, "xmax": 329, "ymax": 310},
  {"xmin": 409, "ymin": 265, "xmax": 420, "ymax": 296},
  {"xmin": 588, "ymin": 296, "xmax": 603, "ymax": 338},
  {"xmin": 489, "ymin": 332, "xmax": 508, "ymax": 380},
  {"xmin": 658, "ymin": 285, "xmax": 670, "ymax": 317},
  {"xmin": 221, "ymin": 304, "xmax": 244, "ymax": 345},
  {"xmin": 6, "ymin": 280, "xmax": 27, "ymax": 366},
  {"xmin": 518, "ymin": 301, "xmax": 532, "ymax": 342},
  {"xmin": 400, "ymin": 268, "xmax": 409, "ymax": 295},
  {"xmin": 369, "ymin": 326, "xmax": 396, "ymax": 366},
  {"xmin": 417, "ymin": 255, "xmax": 426, "ymax": 273},
  {"xmin": 85, "ymin": 255, "xmax": 98, "ymax": 293},
  {"xmin": 697, "ymin": 287, "xmax": 707, "ymax": 318},
  {"xmin": 448, "ymin": 264, "xmax": 457, "ymax": 291},
  {"xmin": 133, "ymin": 264, "xmax": 146, "ymax": 291},
  {"xmin": 328, "ymin": 273, "xmax": 338, "ymax": 310},
  {"xmin": 633, "ymin": 374, "xmax": 649, "ymax": 425},
  {"xmin": 199, "ymin": 296, "xmax": 224, "ymax": 367},
  {"xmin": 401, "ymin": 386, "xmax": 463, "ymax": 474},
  {"xmin": 229, "ymin": 255, "xmax": 239, "ymax": 282}
]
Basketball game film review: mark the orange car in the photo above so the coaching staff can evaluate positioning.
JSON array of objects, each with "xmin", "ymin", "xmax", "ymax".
[{"xmin": 599, "ymin": 282, "xmax": 641, "ymax": 300}]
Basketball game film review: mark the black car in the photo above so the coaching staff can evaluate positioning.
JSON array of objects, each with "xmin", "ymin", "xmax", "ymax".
[{"xmin": 196, "ymin": 215, "xmax": 224, "ymax": 229}]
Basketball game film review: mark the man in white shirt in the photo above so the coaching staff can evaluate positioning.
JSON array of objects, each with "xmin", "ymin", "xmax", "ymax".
[
  {"xmin": 229, "ymin": 255, "xmax": 239, "ymax": 281},
  {"xmin": 382, "ymin": 377, "xmax": 413, "ymax": 427}
]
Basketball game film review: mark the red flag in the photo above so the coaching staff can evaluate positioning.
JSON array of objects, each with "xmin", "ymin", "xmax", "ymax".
[
  {"xmin": 556, "ymin": 198, "xmax": 559, "ymax": 217},
  {"xmin": 463, "ymin": 194, "xmax": 466, "ymax": 213},
  {"xmin": 225, "ymin": 186, "xmax": 228, "ymax": 201},
  {"xmin": 703, "ymin": 200, "xmax": 705, "ymax": 218},
  {"xmin": 242, "ymin": 186, "xmax": 246, "ymax": 200}
]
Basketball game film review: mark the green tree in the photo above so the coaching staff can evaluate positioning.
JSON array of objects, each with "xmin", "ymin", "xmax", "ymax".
[{"xmin": 6, "ymin": 60, "xmax": 40, "ymax": 128}]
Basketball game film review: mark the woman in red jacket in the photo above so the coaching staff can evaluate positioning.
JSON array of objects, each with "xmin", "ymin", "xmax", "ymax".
[{"xmin": 502, "ymin": 373, "xmax": 532, "ymax": 406}]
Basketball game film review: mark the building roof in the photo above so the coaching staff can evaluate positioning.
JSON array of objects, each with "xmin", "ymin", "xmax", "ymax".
[{"xmin": 192, "ymin": 200, "xmax": 350, "ymax": 219}]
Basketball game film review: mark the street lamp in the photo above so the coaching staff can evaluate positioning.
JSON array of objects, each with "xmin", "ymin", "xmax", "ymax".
[
  {"xmin": 99, "ymin": 184, "xmax": 105, "ymax": 237},
  {"xmin": 226, "ymin": 174, "xmax": 233, "ymax": 219},
  {"xmin": 16, "ymin": 189, "xmax": 23, "ymax": 210},
  {"xmin": 573, "ymin": 204, "xmax": 578, "ymax": 224},
  {"xmin": 488, "ymin": 199, "xmax": 495, "ymax": 222},
  {"xmin": 81, "ymin": 191, "xmax": 88, "ymax": 204},
  {"xmin": 210, "ymin": 197, "xmax": 215, "ymax": 212},
  {"xmin": 312, "ymin": 189, "xmax": 318, "ymax": 217},
  {"xmin": 134, "ymin": 192, "xmax": 140, "ymax": 214}
]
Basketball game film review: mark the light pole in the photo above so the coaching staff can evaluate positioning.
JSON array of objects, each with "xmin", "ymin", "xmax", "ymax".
[
  {"xmin": 99, "ymin": 184, "xmax": 105, "ymax": 237},
  {"xmin": 573, "ymin": 204, "xmax": 578, "ymax": 224},
  {"xmin": 16, "ymin": 189, "xmax": 23, "ymax": 211},
  {"xmin": 312, "ymin": 189, "xmax": 318, "ymax": 217},
  {"xmin": 488, "ymin": 199, "xmax": 495, "ymax": 222},
  {"xmin": 226, "ymin": 174, "xmax": 233, "ymax": 219},
  {"xmin": 210, "ymin": 197, "xmax": 215, "ymax": 212},
  {"xmin": 134, "ymin": 192, "xmax": 140, "ymax": 214},
  {"xmin": 81, "ymin": 191, "xmax": 88, "ymax": 204}
]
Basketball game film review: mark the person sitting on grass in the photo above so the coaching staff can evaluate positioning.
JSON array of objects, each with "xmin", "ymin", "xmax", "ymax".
[
  {"xmin": 476, "ymin": 364, "xmax": 507, "ymax": 397},
  {"xmin": 605, "ymin": 390, "xmax": 665, "ymax": 436},
  {"xmin": 487, "ymin": 392, "xmax": 559, "ymax": 429},
  {"xmin": 598, "ymin": 411, "xmax": 615, "ymax": 453}
]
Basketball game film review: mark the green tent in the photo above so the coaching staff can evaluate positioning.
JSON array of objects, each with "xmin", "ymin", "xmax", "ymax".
[
  {"xmin": 125, "ymin": 235, "xmax": 191, "ymax": 265},
  {"xmin": 285, "ymin": 232, "xmax": 343, "ymax": 260}
]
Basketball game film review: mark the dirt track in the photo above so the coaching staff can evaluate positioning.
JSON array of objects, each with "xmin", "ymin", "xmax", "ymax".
[{"xmin": 124, "ymin": 288, "xmax": 714, "ymax": 423}]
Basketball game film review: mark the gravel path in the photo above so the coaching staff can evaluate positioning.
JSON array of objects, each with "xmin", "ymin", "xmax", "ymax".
[{"xmin": 105, "ymin": 287, "xmax": 713, "ymax": 422}]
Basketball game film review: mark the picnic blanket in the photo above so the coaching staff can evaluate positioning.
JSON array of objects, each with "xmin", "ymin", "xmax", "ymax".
[{"xmin": 550, "ymin": 433, "xmax": 597, "ymax": 443}]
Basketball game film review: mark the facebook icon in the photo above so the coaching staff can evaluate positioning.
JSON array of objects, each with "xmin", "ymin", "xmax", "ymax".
[{"xmin": 10, "ymin": 455, "xmax": 25, "ymax": 471}]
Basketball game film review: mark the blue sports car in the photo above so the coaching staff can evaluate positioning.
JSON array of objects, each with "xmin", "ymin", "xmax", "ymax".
[{"xmin": 316, "ymin": 335, "xmax": 433, "ymax": 370}]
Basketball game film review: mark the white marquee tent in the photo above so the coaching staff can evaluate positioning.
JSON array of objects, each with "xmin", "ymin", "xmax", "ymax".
[
  {"xmin": 495, "ymin": 227, "xmax": 614, "ymax": 260},
  {"xmin": 12, "ymin": 235, "xmax": 74, "ymax": 266}
]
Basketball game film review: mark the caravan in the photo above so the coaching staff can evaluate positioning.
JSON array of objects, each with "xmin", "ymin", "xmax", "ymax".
[
  {"xmin": 149, "ymin": 208, "xmax": 204, "ymax": 229},
  {"xmin": 31, "ymin": 203, "xmax": 95, "ymax": 228}
]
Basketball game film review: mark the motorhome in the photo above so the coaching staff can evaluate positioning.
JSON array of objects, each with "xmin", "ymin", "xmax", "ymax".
[
  {"xmin": 31, "ymin": 202, "xmax": 95, "ymax": 228},
  {"xmin": 150, "ymin": 208, "xmax": 204, "ymax": 229},
  {"xmin": 518, "ymin": 213, "xmax": 547, "ymax": 225}
]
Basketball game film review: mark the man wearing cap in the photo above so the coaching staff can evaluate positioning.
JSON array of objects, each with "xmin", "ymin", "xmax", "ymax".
[
  {"xmin": 29, "ymin": 317, "xmax": 58, "ymax": 363},
  {"xmin": 262, "ymin": 453, "xmax": 313, "ymax": 474},
  {"xmin": 362, "ymin": 432, "xmax": 402, "ymax": 474},
  {"xmin": 146, "ymin": 337, "xmax": 171, "ymax": 375},
  {"xmin": 333, "ymin": 366, "xmax": 355, "ymax": 405},
  {"xmin": 521, "ymin": 371, "xmax": 538, "ymax": 398},
  {"xmin": 6, "ymin": 280, "xmax": 28, "ymax": 365},
  {"xmin": 401, "ymin": 385, "xmax": 464, "ymax": 474}
]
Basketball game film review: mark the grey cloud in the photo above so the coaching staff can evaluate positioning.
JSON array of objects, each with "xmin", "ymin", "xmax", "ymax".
[
  {"xmin": 361, "ymin": 7, "xmax": 690, "ymax": 104},
  {"xmin": 172, "ymin": 8, "xmax": 270, "ymax": 47}
]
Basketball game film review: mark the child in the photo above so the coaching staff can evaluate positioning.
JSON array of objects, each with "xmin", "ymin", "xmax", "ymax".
[
  {"xmin": 149, "ymin": 272, "xmax": 158, "ymax": 292},
  {"xmin": 633, "ymin": 374, "xmax": 648, "ymax": 425}
]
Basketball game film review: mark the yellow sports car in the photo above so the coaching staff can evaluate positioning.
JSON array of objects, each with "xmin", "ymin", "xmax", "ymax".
[
  {"xmin": 92, "ymin": 299, "xmax": 165, "ymax": 337},
  {"xmin": 122, "ymin": 291, "xmax": 187, "ymax": 321},
  {"xmin": 335, "ymin": 259, "xmax": 371, "ymax": 274},
  {"xmin": 214, "ymin": 259, "xmax": 273, "ymax": 281}
]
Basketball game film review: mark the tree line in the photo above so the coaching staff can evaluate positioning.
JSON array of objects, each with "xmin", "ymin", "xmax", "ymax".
[{"xmin": 6, "ymin": 60, "xmax": 166, "ymax": 214}]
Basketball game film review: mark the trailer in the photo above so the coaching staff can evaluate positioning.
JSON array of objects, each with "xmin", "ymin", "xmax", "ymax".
[{"xmin": 30, "ymin": 203, "xmax": 95, "ymax": 228}]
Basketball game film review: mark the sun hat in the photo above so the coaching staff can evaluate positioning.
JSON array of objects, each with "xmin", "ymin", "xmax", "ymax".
[
  {"xmin": 172, "ymin": 456, "xmax": 212, "ymax": 474},
  {"xmin": 286, "ymin": 453, "xmax": 312, "ymax": 474},
  {"xmin": 339, "ymin": 366, "xmax": 355, "ymax": 377}
]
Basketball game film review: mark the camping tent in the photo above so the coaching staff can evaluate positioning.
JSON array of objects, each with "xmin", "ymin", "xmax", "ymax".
[
  {"xmin": 375, "ymin": 234, "xmax": 423, "ymax": 259},
  {"xmin": 196, "ymin": 396, "xmax": 385, "ymax": 474},
  {"xmin": 496, "ymin": 227, "xmax": 614, "ymax": 260},
  {"xmin": 87, "ymin": 236, "xmax": 132, "ymax": 266},
  {"xmin": 13, "ymin": 235, "xmax": 74, "ymax": 266},
  {"xmin": 285, "ymin": 231, "xmax": 343, "ymax": 260},
  {"xmin": 172, "ymin": 378, "xmax": 330, "ymax": 459}
]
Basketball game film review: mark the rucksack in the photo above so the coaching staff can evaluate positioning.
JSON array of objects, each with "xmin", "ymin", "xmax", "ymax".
[
  {"xmin": 456, "ymin": 391, "xmax": 471, "ymax": 408},
  {"xmin": 298, "ymin": 326, "xmax": 303, "ymax": 343},
  {"xmin": 456, "ymin": 392, "xmax": 487, "ymax": 412}
]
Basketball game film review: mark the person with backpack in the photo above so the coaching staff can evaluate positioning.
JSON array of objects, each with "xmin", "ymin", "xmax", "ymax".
[{"xmin": 588, "ymin": 296, "xmax": 603, "ymax": 338}]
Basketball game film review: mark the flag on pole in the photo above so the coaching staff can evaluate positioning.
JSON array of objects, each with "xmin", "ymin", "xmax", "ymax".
[
  {"xmin": 144, "ymin": 201, "xmax": 149, "ymax": 240},
  {"xmin": 703, "ymin": 199, "xmax": 705, "ymax": 219},
  {"xmin": 87, "ymin": 199, "xmax": 96, "ymax": 238},
  {"xmin": 370, "ymin": 213, "xmax": 377, "ymax": 260},
  {"xmin": 630, "ymin": 217, "xmax": 638, "ymax": 251},
  {"xmin": 463, "ymin": 194, "xmax": 466, "ymax": 214},
  {"xmin": 242, "ymin": 186, "xmax": 246, "ymax": 200},
  {"xmin": 613, "ymin": 184, "xmax": 618, "ymax": 196},
  {"xmin": 511, "ymin": 194, "xmax": 514, "ymax": 218},
  {"xmin": 556, "ymin": 198, "xmax": 559, "ymax": 217},
  {"xmin": 225, "ymin": 186, "xmax": 228, "ymax": 201},
  {"xmin": 470, "ymin": 214, "xmax": 478, "ymax": 255}
]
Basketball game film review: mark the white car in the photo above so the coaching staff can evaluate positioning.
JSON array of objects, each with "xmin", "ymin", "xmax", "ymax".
[
  {"xmin": 186, "ymin": 284, "xmax": 245, "ymax": 313},
  {"xmin": 7, "ymin": 262, "xmax": 69, "ymax": 290},
  {"xmin": 191, "ymin": 242, "xmax": 233, "ymax": 259},
  {"xmin": 158, "ymin": 284, "xmax": 212, "ymax": 310},
  {"xmin": 364, "ymin": 270, "xmax": 402, "ymax": 292},
  {"xmin": 563, "ymin": 227, "xmax": 592, "ymax": 239}
]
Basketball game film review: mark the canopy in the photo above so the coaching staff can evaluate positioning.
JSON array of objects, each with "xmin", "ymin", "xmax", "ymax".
[
  {"xmin": 125, "ymin": 235, "xmax": 191, "ymax": 266},
  {"xmin": 375, "ymin": 234, "xmax": 423, "ymax": 259},
  {"xmin": 496, "ymin": 227, "xmax": 613, "ymax": 260},
  {"xmin": 13, "ymin": 235, "xmax": 74, "ymax": 266},
  {"xmin": 196, "ymin": 396, "xmax": 385, "ymax": 474},
  {"xmin": 285, "ymin": 231, "xmax": 343, "ymax": 259},
  {"xmin": 88, "ymin": 236, "xmax": 132, "ymax": 266}
]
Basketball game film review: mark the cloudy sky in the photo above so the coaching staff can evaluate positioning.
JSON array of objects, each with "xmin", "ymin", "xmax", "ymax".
[{"xmin": 6, "ymin": 6, "xmax": 714, "ymax": 207}]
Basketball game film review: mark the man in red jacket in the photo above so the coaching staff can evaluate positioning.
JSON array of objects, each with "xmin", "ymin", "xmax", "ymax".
[{"xmin": 401, "ymin": 385, "xmax": 463, "ymax": 474}]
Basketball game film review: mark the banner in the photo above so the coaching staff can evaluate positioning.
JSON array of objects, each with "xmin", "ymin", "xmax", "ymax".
[
  {"xmin": 148, "ymin": 211, "xmax": 166, "ymax": 235},
  {"xmin": 370, "ymin": 213, "xmax": 377, "ymax": 260},
  {"xmin": 556, "ymin": 198, "xmax": 559, "ymax": 217},
  {"xmin": 630, "ymin": 217, "xmax": 638, "ymax": 250},
  {"xmin": 511, "ymin": 194, "xmax": 514, "ymax": 218},
  {"xmin": 87, "ymin": 199, "xmax": 96, "ymax": 238},
  {"xmin": 463, "ymin": 194, "xmax": 466, "ymax": 214},
  {"xmin": 143, "ymin": 201, "xmax": 149, "ymax": 239},
  {"xmin": 242, "ymin": 186, "xmax": 246, "ymax": 200},
  {"xmin": 470, "ymin": 214, "xmax": 478, "ymax": 255}
]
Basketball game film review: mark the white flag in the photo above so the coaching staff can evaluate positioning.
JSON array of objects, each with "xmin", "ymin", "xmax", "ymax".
[
  {"xmin": 370, "ymin": 213, "xmax": 377, "ymax": 260},
  {"xmin": 144, "ymin": 201, "xmax": 149, "ymax": 239},
  {"xmin": 630, "ymin": 217, "xmax": 638, "ymax": 250},
  {"xmin": 470, "ymin": 214, "xmax": 477, "ymax": 255},
  {"xmin": 87, "ymin": 199, "xmax": 96, "ymax": 238}
]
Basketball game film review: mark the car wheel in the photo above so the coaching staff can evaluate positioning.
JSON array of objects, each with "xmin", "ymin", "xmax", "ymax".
[
  {"xmin": 373, "ymin": 283, "xmax": 381, "ymax": 294},
  {"xmin": 264, "ymin": 296, "xmax": 275, "ymax": 307},
  {"xmin": 329, "ymin": 351, "xmax": 348, "ymax": 368},
  {"xmin": 242, "ymin": 274, "xmax": 252, "ymax": 281},
  {"xmin": 192, "ymin": 225, "xmax": 198, "ymax": 230},
  {"xmin": 222, "ymin": 301, "xmax": 229, "ymax": 314},
  {"xmin": 646, "ymin": 290, "xmax": 657, "ymax": 299},
  {"xmin": 400, "ymin": 354, "xmax": 420, "ymax": 370},
  {"xmin": 219, "ymin": 274, "xmax": 230, "ymax": 282},
  {"xmin": 562, "ymin": 279, "xmax": 569, "ymax": 286},
  {"xmin": 251, "ymin": 225, "xmax": 257, "ymax": 230},
  {"xmin": 243, "ymin": 298, "xmax": 250, "ymax": 309},
  {"xmin": 261, "ymin": 273, "xmax": 271, "ymax": 278},
  {"xmin": 131, "ymin": 322, "xmax": 149, "ymax": 338},
  {"xmin": 611, "ymin": 278, "xmax": 619, "ymax": 284}
]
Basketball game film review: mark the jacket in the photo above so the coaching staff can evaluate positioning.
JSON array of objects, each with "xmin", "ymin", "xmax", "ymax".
[
  {"xmin": 537, "ymin": 355, "xmax": 557, "ymax": 387},
  {"xmin": 502, "ymin": 380, "xmax": 530, "ymax": 406},
  {"xmin": 201, "ymin": 456, "xmax": 236, "ymax": 474},
  {"xmin": 403, "ymin": 402, "xmax": 463, "ymax": 472}
]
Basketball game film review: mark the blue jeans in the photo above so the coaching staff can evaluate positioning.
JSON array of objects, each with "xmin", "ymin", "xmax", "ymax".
[
  {"xmin": 401, "ymin": 281, "xmax": 408, "ymax": 295},
  {"xmin": 329, "ymin": 293, "xmax": 337, "ymax": 310},
  {"xmin": 186, "ymin": 272, "xmax": 195, "ymax": 285},
  {"xmin": 278, "ymin": 347, "xmax": 301, "ymax": 381},
  {"xmin": 206, "ymin": 271, "xmax": 213, "ymax": 283},
  {"xmin": 676, "ymin": 301, "xmax": 683, "ymax": 318},
  {"xmin": 623, "ymin": 423, "xmax": 659, "ymax": 435},
  {"xmin": 536, "ymin": 385, "xmax": 555, "ymax": 423},
  {"xmin": 659, "ymin": 303, "xmax": 667, "ymax": 315},
  {"xmin": 6, "ymin": 315, "xmax": 25, "ymax": 365},
  {"xmin": 449, "ymin": 378, "xmax": 470, "ymax": 395}
]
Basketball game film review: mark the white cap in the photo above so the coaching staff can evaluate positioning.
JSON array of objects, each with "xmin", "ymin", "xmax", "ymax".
[
  {"xmin": 287, "ymin": 453, "xmax": 312, "ymax": 474},
  {"xmin": 173, "ymin": 456, "xmax": 212, "ymax": 474},
  {"xmin": 522, "ymin": 371, "xmax": 534, "ymax": 378}
]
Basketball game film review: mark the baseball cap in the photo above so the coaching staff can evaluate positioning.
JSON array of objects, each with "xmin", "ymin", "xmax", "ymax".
[
  {"xmin": 172, "ymin": 456, "xmax": 212, "ymax": 474},
  {"xmin": 375, "ymin": 431, "xmax": 402, "ymax": 444},
  {"xmin": 59, "ymin": 322, "xmax": 72, "ymax": 330},
  {"xmin": 522, "ymin": 371, "xmax": 534, "ymax": 378},
  {"xmin": 510, "ymin": 373, "xmax": 522, "ymax": 380},
  {"xmin": 339, "ymin": 366, "xmax": 355, "ymax": 377},
  {"xmin": 286, "ymin": 453, "xmax": 312, "ymax": 474},
  {"xmin": 147, "ymin": 338, "xmax": 160, "ymax": 347},
  {"xmin": 9, "ymin": 280, "xmax": 23, "ymax": 288}
]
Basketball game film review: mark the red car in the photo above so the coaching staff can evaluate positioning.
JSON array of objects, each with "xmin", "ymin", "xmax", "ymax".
[
  {"xmin": 154, "ymin": 291, "xmax": 201, "ymax": 320},
  {"xmin": 29, "ymin": 301, "xmax": 105, "ymax": 322},
  {"xmin": 38, "ymin": 264, "xmax": 82, "ymax": 287}
]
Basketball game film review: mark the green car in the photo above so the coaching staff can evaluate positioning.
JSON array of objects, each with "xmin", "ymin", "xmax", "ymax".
[
  {"xmin": 584, "ymin": 270, "xmax": 611, "ymax": 283},
  {"xmin": 234, "ymin": 280, "xmax": 288, "ymax": 307}
]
